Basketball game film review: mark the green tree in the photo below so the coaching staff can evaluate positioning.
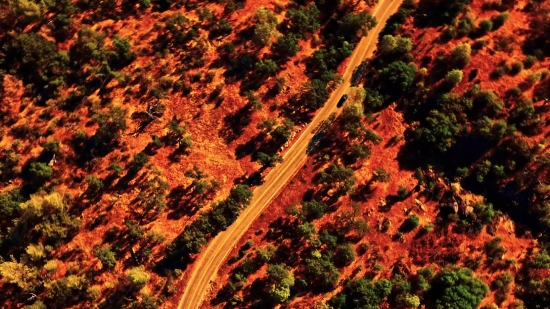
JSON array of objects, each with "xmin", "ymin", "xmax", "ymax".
[
  {"xmin": 43, "ymin": 139, "xmax": 60, "ymax": 154},
  {"xmin": 300, "ymin": 79, "xmax": 329, "ymax": 110},
  {"xmin": 474, "ymin": 90, "xmax": 503, "ymax": 117},
  {"xmin": 478, "ymin": 19, "xmax": 493, "ymax": 34},
  {"xmin": 257, "ymin": 152, "xmax": 283, "ymax": 168},
  {"xmin": 378, "ymin": 61, "xmax": 417, "ymax": 92},
  {"xmin": 267, "ymin": 264, "xmax": 295, "ymax": 303},
  {"xmin": 228, "ymin": 184, "xmax": 253, "ymax": 208},
  {"xmin": 0, "ymin": 260, "xmax": 37, "ymax": 289},
  {"xmin": 338, "ymin": 11, "xmax": 377, "ymax": 42},
  {"xmin": 257, "ymin": 118, "xmax": 278, "ymax": 132},
  {"xmin": 400, "ymin": 294, "xmax": 421, "ymax": 308},
  {"xmin": 256, "ymin": 245, "xmax": 276, "ymax": 263},
  {"xmin": 350, "ymin": 143, "xmax": 372, "ymax": 161},
  {"xmin": 402, "ymin": 214, "xmax": 420, "ymax": 232},
  {"xmin": 93, "ymin": 246, "xmax": 117, "ymax": 269},
  {"xmin": 107, "ymin": 163, "xmax": 123, "ymax": 176},
  {"xmin": 8, "ymin": 0, "xmax": 45, "ymax": 22},
  {"xmin": 318, "ymin": 164, "xmax": 356, "ymax": 192},
  {"xmin": 305, "ymin": 255, "xmax": 341, "ymax": 289},
  {"xmin": 445, "ymin": 69, "xmax": 463, "ymax": 87},
  {"xmin": 303, "ymin": 200, "xmax": 328, "ymax": 219},
  {"xmin": 0, "ymin": 189, "xmax": 24, "ymax": 219},
  {"xmin": 85, "ymin": 175, "xmax": 103, "ymax": 193},
  {"xmin": 28, "ymin": 162, "xmax": 52, "ymax": 181},
  {"xmin": 126, "ymin": 267, "xmax": 151, "ymax": 288},
  {"xmin": 93, "ymin": 107, "xmax": 127, "ymax": 146},
  {"xmin": 329, "ymin": 278, "xmax": 392, "ymax": 309},
  {"xmin": 212, "ymin": 18, "xmax": 233, "ymax": 36},
  {"xmin": 334, "ymin": 243, "xmax": 356, "ymax": 267},
  {"xmin": 255, "ymin": 59, "xmax": 277, "ymax": 77},
  {"xmin": 397, "ymin": 185, "xmax": 408, "ymax": 199},
  {"xmin": 451, "ymin": 43, "xmax": 472, "ymax": 67},
  {"xmin": 364, "ymin": 88, "xmax": 385, "ymax": 109},
  {"xmin": 430, "ymin": 267, "xmax": 489, "ymax": 309},
  {"xmin": 372, "ymin": 167, "xmax": 390, "ymax": 182},
  {"xmin": 273, "ymin": 34, "xmax": 301, "ymax": 58},
  {"xmin": 285, "ymin": 3, "xmax": 320, "ymax": 38},
  {"xmin": 415, "ymin": 109, "xmax": 461, "ymax": 153},
  {"xmin": 378, "ymin": 35, "xmax": 413, "ymax": 56},
  {"xmin": 132, "ymin": 152, "xmax": 149, "ymax": 171},
  {"xmin": 253, "ymin": 7, "xmax": 278, "ymax": 45}
]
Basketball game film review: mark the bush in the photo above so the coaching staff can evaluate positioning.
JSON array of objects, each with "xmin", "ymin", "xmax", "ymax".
[
  {"xmin": 303, "ymin": 201, "xmax": 328, "ymax": 219},
  {"xmin": 445, "ymin": 69, "xmax": 463, "ymax": 87},
  {"xmin": 334, "ymin": 243, "xmax": 357, "ymax": 267},
  {"xmin": 43, "ymin": 139, "xmax": 60, "ymax": 154},
  {"xmin": 126, "ymin": 267, "xmax": 151, "ymax": 288},
  {"xmin": 372, "ymin": 167, "xmax": 390, "ymax": 182},
  {"xmin": 132, "ymin": 152, "xmax": 149, "ymax": 171},
  {"xmin": 255, "ymin": 59, "xmax": 277, "ymax": 77},
  {"xmin": 94, "ymin": 246, "xmax": 117, "ymax": 269},
  {"xmin": 397, "ymin": 186, "xmax": 408, "ymax": 198},
  {"xmin": 451, "ymin": 43, "xmax": 471, "ymax": 67},
  {"xmin": 430, "ymin": 268, "xmax": 489, "ymax": 309},
  {"xmin": 107, "ymin": 163, "xmax": 124, "ymax": 176},
  {"xmin": 273, "ymin": 34, "xmax": 301, "ymax": 58},
  {"xmin": 85, "ymin": 175, "xmax": 103, "ymax": 193},
  {"xmin": 523, "ymin": 55, "xmax": 537, "ymax": 69},
  {"xmin": 478, "ymin": 19, "xmax": 493, "ymax": 33},
  {"xmin": 492, "ymin": 12, "xmax": 510, "ymax": 29},
  {"xmin": 28, "ymin": 162, "xmax": 53, "ymax": 181},
  {"xmin": 508, "ymin": 61, "xmax": 523, "ymax": 75},
  {"xmin": 402, "ymin": 214, "xmax": 420, "ymax": 231}
]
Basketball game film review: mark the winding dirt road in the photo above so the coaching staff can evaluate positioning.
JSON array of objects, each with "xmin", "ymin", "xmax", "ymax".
[{"xmin": 178, "ymin": 1, "xmax": 404, "ymax": 308}]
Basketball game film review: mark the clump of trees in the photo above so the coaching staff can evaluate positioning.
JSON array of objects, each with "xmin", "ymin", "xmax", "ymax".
[{"xmin": 167, "ymin": 185, "xmax": 253, "ymax": 262}]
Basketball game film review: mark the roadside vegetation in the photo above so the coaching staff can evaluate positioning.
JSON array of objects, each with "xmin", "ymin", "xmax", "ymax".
[
  {"xmin": 0, "ymin": 0, "xmax": 380, "ymax": 307},
  {"xmin": 208, "ymin": 0, "xmax": 550, "ymax": 308}
]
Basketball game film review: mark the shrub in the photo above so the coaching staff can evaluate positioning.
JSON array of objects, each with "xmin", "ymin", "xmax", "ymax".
[
  {"xmin": 523, "ymin": 55, "xmax": 537, "ymax": 69},
  {"xmin": 372, "ymin": 167, "xmax": 390, "ymax": 182},
  {"xmin": 430, "ymin": 268, "xmax": 489, "ymax": 309},
  {"xmin": 132, "ymin": 152, "xmax": 149, "ymax": 171},
  {"xmin": 85, "ymin": 175, "xmax": 103, "ymax": 193},
  {"xmin": 125, "ymin": 267, "xmax": 151, "ymax": 288},
  {"xmin": 303, "ymin": 200, "xmax": 328, "ymax": 219},
  {"xmin": 28, "ymin": 162, "xmax": 53, "ymax": 181},
  {"xmin": 478, "ymin": 19, "xmax": 493, "ymax": 33},
  {"xmin": 397, "ymin": 186, "xmax": 408, "ymax": 198},
  {"xmin": 491, "ymin": 12, "xmax": 510, "ymax": 29},
  {"xmin": 273, "ymin": 34, "xmax": 301, "ymax": 58},
  {"xmin": 94, "ymin": 246, "xmax": 117, "ymax": 269},
  {"xmin": 508, "ymin": 61, "xmax": 523, "ymax": 75},
  {"xmin": 107, "ymin": 163, "xmax": 124, "ymax": 176},
  {"xmin": 334, "ymin": 243, "xmax": 357, "ymax": 267},
  {"xmin": 43, "ymin": 139, "xmax": 60, "ymax": 154},
  {"xmin": 255, "ymin": 59, "xmax": 277, "ymax": 77},
  {"xmin": 402, "ymin": 214, "xmax": 420, "ymax": 231},
  {"xmin": 445, "ymin": 69, "xmax": 463, "ymax": 87},
  {"xmin": 451, "ymin": 43, "xmax": 471, "ymax": 67}
]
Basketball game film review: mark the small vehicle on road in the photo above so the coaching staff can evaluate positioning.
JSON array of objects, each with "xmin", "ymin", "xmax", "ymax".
[{"xmin": 337, "ymin": 94, "xmax": 348, "ymax": 107}]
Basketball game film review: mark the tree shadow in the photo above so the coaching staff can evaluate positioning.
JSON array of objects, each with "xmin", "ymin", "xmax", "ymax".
[{"xmin": 219, "ymin": 105, "xmax": 254, "ymax": 144}]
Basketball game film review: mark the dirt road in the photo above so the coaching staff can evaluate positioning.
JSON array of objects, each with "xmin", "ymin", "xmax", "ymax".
[{"xmin": 178, "ymin": 1, "xmax": 404, "ymax": 308}]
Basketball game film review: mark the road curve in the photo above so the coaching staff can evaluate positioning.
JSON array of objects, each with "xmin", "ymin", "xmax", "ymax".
[{"xmin": 178, "ymin": 1, "xmax": 404, "ymax": 308}]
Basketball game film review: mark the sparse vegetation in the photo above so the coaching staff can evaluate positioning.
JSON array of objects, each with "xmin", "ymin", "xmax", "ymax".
[{"xmin": 1, "ymin": 0, "xmax": 549, "ymax": 308}]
